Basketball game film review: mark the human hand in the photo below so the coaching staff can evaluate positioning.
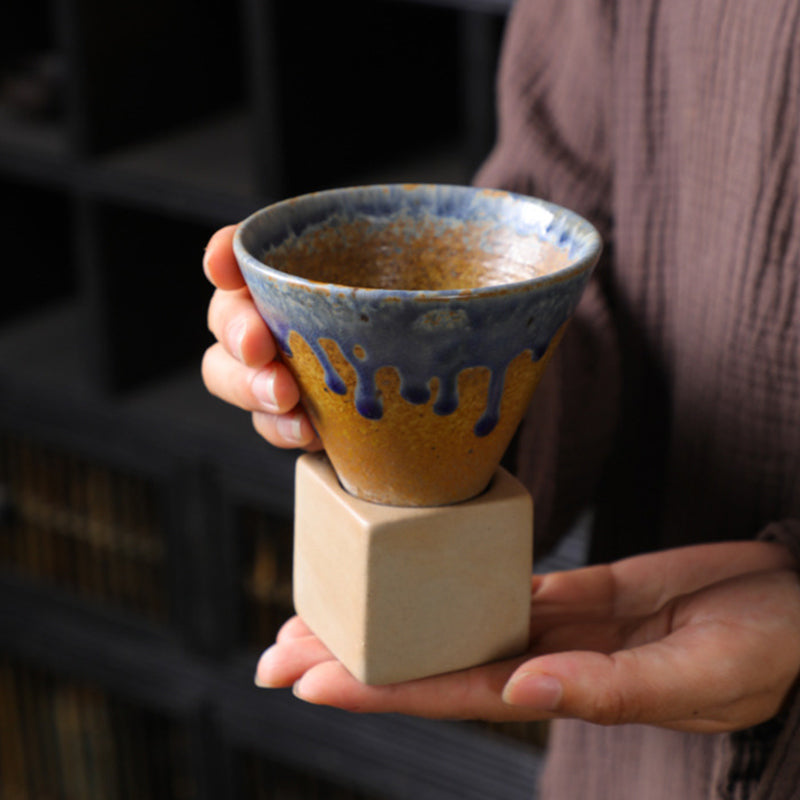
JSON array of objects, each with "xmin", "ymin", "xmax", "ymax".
[
  {"xmin": 255, "ymin": 540, "xmax": 800, "ymax": 733},
  {"xmin": 202, "ymin": 225, "xmax": 322, "ymax": 450}
]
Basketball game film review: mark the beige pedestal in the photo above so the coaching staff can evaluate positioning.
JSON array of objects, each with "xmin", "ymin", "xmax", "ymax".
[{"xmin": 293, "ymin": 453, "xmax": 533, "ymax": 685}]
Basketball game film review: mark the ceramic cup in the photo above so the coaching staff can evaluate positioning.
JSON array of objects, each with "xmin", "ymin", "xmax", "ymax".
[{"xmin": 234, "ymin": 184, "xmax": 601, "ymax": 507}]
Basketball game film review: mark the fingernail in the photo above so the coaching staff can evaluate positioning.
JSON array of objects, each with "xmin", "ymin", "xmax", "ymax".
[
  {"xmin": 277, "ymin": 414, "xmax": 304, "ymax": 444},
  {"xmin": 254, "ymin": 645, "xmax": 277, "ymax": 688},
  {"xmin": 227, "ymin": 317, "xmax": 247, "ymax": 362},
  {"xmin": 291, "ymin": 677, "xmax": 320, "ymax": 705},
  {"xmin": 503, "ymin": 674, "xmax": 562, "ymax": 710},
  {"xmin": 292, "ymin": 680, "xmax": 307, "ymax": 701},
  {"xmin": 252, "ymin": 370, "xmax": 278, "ymax": 411}
]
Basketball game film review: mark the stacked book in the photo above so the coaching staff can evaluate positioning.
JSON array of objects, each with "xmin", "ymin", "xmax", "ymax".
[
  {"xmin": 0, "ymin": 658, "xmax": 196, "ymax": 799},
  {"xmin": 0, "ymin": 436, "xmax": 167, "ymax": 622}
]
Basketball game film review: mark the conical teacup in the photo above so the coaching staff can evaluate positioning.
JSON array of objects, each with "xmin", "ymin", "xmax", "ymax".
[{"xmin": 234, "ymin": 184, "xmax": 601, "ymax": 507}]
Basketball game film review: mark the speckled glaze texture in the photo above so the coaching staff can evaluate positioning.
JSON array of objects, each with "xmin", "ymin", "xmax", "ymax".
[{"xmin": 234, "ymin": 184, "xmax": 601, "ymax": 507}]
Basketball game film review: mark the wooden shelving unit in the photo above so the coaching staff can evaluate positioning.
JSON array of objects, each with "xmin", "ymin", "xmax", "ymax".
[{"xmin": 0, "ymin": 1, "xmax": 546, "ymax": 797}]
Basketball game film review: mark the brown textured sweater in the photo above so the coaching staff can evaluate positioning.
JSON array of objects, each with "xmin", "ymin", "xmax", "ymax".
[{"xmin": 475, "ymin": 0, "xmax": 800, "ymax": 797}]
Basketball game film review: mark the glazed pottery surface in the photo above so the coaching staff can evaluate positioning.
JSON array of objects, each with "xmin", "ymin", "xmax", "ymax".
[{"xmin": 234, "ymin": 184, "xmax": 601, "ymax": 507}]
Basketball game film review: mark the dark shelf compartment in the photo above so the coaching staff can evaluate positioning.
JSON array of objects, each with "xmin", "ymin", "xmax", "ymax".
[
  {"xmin": 99, "ymin": 110, "xmax": 260, "ymax": 201},
  {"xmin": 0, "ymin": 105, "xmax": 69, "ymax": 159},
  {"xmin": 0, "ymin": 1, "xmax": 66, "ymax": 147},
  {"xmin": 243, "ymin": 0, "xmax": 469, "ymax": 197},
  {"xmin": 80, "ymin": 201, "xmax": 217, "ymax": 392},
  {"xmin": 65, "ymin": 0, "xmax": 244, "ymax": 157},
  {"xmin": 0, "ymin": 178, "xmax": 76, "ymax": 325}
]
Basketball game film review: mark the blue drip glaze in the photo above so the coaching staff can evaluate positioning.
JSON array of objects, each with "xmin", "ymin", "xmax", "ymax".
[
  {"xmin": 354, "ymin": 376, "xmax": 383, "ymax": 419},
  {"xmin": 475, "ymin": 368, "xmax": 505, "ymax": 437},
  {"xmin": 302, "ymin": 337, "xmax": 348, "ymax": 396},
  {"xmin": 432, "ymin": 373, "xmax": 459, "ymax": 417},
  {"xmin": 401, "ymin": 382, "xmax": 432, "ymax": 406},
  {"xmin": 253, "ymin": 272, "xmax": 588, "ymax": 436}
]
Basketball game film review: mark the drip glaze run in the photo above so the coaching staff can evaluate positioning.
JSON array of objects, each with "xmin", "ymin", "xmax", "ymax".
[{"xmin": 261, "ymin": 276, "xmax": 582, "ymax": 437}]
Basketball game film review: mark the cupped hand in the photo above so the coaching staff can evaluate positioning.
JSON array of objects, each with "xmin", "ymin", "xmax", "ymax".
[
  {"xmin": 255, "ymin": 540, "xmax": 800, "ymax": 733},
  {"xmin": 202, "ymin": 225, "xmax": 322, "ymax": 450}
]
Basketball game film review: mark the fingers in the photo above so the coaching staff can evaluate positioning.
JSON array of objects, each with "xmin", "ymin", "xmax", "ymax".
[
  {"xmin": 291, "ymin": 655, "xmax": 538, "ymax": 720},
  {"xmin": 202, "ymin": 342, "xmax": 298, "ymax": 415},
  {"xmin": 207, "ymin": 286, "xmax": 277, "ymax": 367},
  {"xmin": 276, "ymin": 615, "xmax": 314, "ymax": 642},
  {"xmin": 502, "ymin": 632, "xmax": 759, "ymax": 733},
  {"xmin": 530, "ymin": 541, "xmax": 800, "ymax": 626},
  {"xmin": 203, "ymin": 225, "xmax": 245, "ymax": 289},
  {"xmin": 503, "ymin": 645, "xmax": 683, "ymax": 727},
  {"xmin": 610, "ymin": 540, "xmax": 800, "ymax": 616},
  {"xmin": 252, "ymin": 409, "xmax": 323, "ymax": 450},
  {"xmin": 202, "ymin": 226, "xmax": 323, "ymax": 450},
  {"xmin": 255, "ymin": 636, "xmax": 335, "ymax": 688},
  {"xmin": 257, "ymin": 634, "xmax": 533, "ymax": 721},
  {"xmin": 255, "ymin": 617, "xmax": 331, "ymax": 688},
  {"xmin": 257, "ymin": 615, "xmax": 533, "ymax": 720},
  {"xmin": 202, "ymin": 344, "xmax": 320, "ymax": 448}
]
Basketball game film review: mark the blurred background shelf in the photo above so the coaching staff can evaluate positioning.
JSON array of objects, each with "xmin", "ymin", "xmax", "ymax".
[{"xmin": 0, "ymin": 0, "xmax": 548, "ymax": 798}]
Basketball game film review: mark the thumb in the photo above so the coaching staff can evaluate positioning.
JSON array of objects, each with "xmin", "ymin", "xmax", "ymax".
[{"xmin": 501, "ymin": 638, "xmax": 725, "ymax": 729}]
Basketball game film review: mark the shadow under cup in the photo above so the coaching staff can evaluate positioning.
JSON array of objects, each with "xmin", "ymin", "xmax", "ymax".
[{"xmin": 234, "ymin": 184, "xmax": 601, "ymax": 507}]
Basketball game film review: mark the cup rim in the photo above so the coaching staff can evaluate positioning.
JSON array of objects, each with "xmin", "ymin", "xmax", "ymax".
[{"xmin": 233, "ymin": 183, "xmax": 602, "ymax": 299}]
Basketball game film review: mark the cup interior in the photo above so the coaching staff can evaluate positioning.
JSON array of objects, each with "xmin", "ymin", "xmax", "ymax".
[
  {"xmin": 236, "ymin": 184, "xmax": 600, "ymax": 295},
  {"xmin": 262, "ymin": 215, "xmax": 570, "ymax": 292}
]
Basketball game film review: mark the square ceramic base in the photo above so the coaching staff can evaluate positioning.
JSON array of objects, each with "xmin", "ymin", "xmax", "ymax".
[{"xmin": 293, "ymin": 453, "xmax": 533, "ymax": 686}]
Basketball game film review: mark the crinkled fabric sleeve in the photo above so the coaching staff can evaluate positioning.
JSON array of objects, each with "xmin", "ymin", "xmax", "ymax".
[
  {"xmin": 749, "ymin": 523, "xmax": 800, "ymax": 799},
  {"xmin": 752, "ymin": 687, "xmax": 800, "ymax": 800},
  {"xmin": 713, "ymin": 520, "xmax": 800, "ymax": 800},
  {"xmin": 473, "ymin": 0, "xmax": 621, "ymax": 554}
]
